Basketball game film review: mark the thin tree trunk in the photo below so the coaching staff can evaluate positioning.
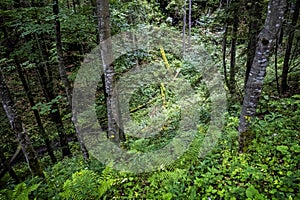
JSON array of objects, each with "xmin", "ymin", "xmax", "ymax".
[
  {"xmin": 238, "ymin": 0, "xmax": 286, "ymax": 153},
  {"xmin": 0, "ymin": 148, "xmax": 19, "ymax": 183},
  {"xmin": 96, "ymin": 0, "xmax": 125, "ymax": 143},
  {"xmin": 188, "ymin": 0, "xmax": 192, "ymax": 49},
  {"xmin": 53, "ymin": 0, "xmax": 89, "ymax": 159},
  {"xmin": 53, "ymin": 0, "xmax": 73, "ymax": 109},
  {"xmin": 36, "ymin": 65, "xmax": 72, "ymax": 157},
  {"xmin": 72, "ymin": 0, "xmax": 77, "ymax": 13},
  {"xmin": 281, "ymin": 0, "xmax": 300, "ymax": 94},
  {"xmin": 274, "ymin": 39, "xmax": 280, "ymax": 95},
  {"xmin": 245, "ymin": 0, "xmax": 263, "ymax": 86},
  {"xmin": 182, "ymin": 0, "xmax": 187, "ymax": 54},
  {"xmin": 222, "ymin": 23, "xmax": 229, "ymax": 89},
  {"xmin": 229, "ymin": 9, "xmax": 238, "ymax": 94},
  {"xmin": 15, "ymin": 62, "xmax": 57, "ymax": 163},
  {"xmin": 0, "ymin": 72, "xmax": 44, "ymax": 178}
]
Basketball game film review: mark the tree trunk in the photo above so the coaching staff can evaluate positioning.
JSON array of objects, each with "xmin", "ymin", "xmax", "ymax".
[
  {"xmin": 96, "ymin": 0, "xmax": 125, "ymax": 143},
  {"xmin": 281, "ymin": 0, "xmax": 300, "ymax": 94},
  {"xmin": 0, "ymin": 72, "xmax": 44, "ymax": 178},
  {"xmin": 53, "ymin": 0, "xmax": 73, "ymax": 109},
  {"xmin": 245, "ymin": 0, "xmax": 263, "ymax": 86},
  {"xmin": 53, "ymin": 0, "xmax": 89, "ymax": 159},
  {"xmin": 0, "ymin": 148, "xmax": 19, "ymax": 183},
  {"xmin": 36, "ymin": 65, "xmax": 72, "ymax": 157},
  {"xmin": 182, "ymin": 0, "xmax": 187, "ymax": 54},
  {"xmin": 188, "ymin": 0, "xmax": 192, "ymax": 49},
  {"xmin": 229, "ymin": 6, "xmax": 238, "ymax": 95},
  {"xmin": 238, "ymin": 0, "xmax": 286, "ymax": 153},
  {"xmin": 16, "ymin": 62, "xmax": 57, "ymax": 163}
]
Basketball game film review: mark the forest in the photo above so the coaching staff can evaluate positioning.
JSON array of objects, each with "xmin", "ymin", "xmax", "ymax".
[{"xmin": 0, "ymin": 0, "xmax": 299, "ymax": 199}]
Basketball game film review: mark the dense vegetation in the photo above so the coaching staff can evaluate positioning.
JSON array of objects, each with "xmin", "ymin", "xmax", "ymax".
[{"xmin": 0, "ymin": 0, "xmax": 299, "ymax": 199}]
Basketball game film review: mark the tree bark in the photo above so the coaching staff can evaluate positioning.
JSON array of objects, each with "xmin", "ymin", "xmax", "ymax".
[
  {"xmin": 229, "ymin": 4, "xmax": 238, "ymax": 95},
  {"xmin": 53, "ymin": 0, "xmax": 73, "ymax": 109},
  {"xmin": 281, "ymin": 0, "xmax": 300, "ymax": 94},
  {"xmin": 36, "ymin": 65, "xmax": 72, "ymax": 157},
  {"xmin": 238, "ymin": 0, "xmax": 286, "ymax": 153},
  {"xmin": 16, "ymin": 62, "xmax": 57, "ymax": 163},
  {"xmin": 0, "ymin": 72, "xmax": 44, "ymax": 178},
  {"xmin": 245, "ymin": 0, "xmax": 263, "ymax": 86},
  {"xmin": 53, "ymin": 0, "xmax": 89, "ymax": 159},
  {"xmin": 182, "ymin": 0, "xmax": 187, "ymax": 54},
  {"xmin": 188, "ymin": 0, "xmax": 192, "ymax": 49},
  {"xmin": 96, "ymin": 0, "xmax": 125, "ymax": 143},
  {"xmin": 0, "ymin": 148, "xmax": 19, "ymax": 183}
]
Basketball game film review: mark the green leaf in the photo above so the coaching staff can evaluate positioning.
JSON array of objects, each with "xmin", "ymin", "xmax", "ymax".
[
  {"xmin": 246, "ymin": 185, "xmax": 259, "ymax": 199},
  {"xmin": 276, "ymin": 145, "xmax": 289, "ymax": 154}
]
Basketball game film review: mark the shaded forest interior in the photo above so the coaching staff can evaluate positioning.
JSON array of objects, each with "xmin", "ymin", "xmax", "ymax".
[{"xmin": 0, "ymin": 0, "xmax": 299, "ymax": 199}]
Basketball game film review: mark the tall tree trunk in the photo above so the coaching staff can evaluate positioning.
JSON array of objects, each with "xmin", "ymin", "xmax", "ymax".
[
  {"xmin": 188, "ymin": 0, "xmax": 192, "ymax": 49},
  {"xmin": 245, "ymin": 0, "xmax": 263, "ymax": 86},
  {"xmin": 222, "ymin": 2, "xmax": 230, "ymax": 91},
  {"xmin": 229, "ymin": 6, "xmax": 238, "ymax": 95},
  {"xmin": 274, "ymin": 38, "xmax": 281, "ymax": 95},
  {"xmin": 36, "ymin": 65, "xmax": 72, "ymax": 157},
  {"xmin": 238, "ymin": 0, "xmax": 286, "ymax": 153},
  {"xmin": 182, "ymin": 0, "xmax": 187, "ymax": 54},
  {"xmin": 222, "ymin": 23, "xmax": 229, "ymax": 89},
  {"xmin": 96, "ymin": 0, "xmax": 125, "ymax": 143},
  {"xmin": 281, "ymin": 0, "xmax": 300, "ymax": 94},
  {"xmin": 53, "ymin": 0, "xmax": 73, "ymax": 109},
  {"xmin": 53, "ymin": 0, "xmax": 89, "ymax": 159},
  {"xmin": 0, "ymin": 148, "xmax": 19, "ymax": 183},
  {"xmin": 15, "ymin": 62, "xmax": 57, "ymax": 163},
  {"xmin": 0, "ymin": 72, "xmax": 44, "ymax": 178}
]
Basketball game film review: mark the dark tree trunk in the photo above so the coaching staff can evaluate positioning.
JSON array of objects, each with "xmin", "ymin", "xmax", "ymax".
[
  {"xmin": 238, "ymin": 0, "xmax": 286, "ymax": 153},
  {"xmin": 188, "ymin": 0, "xmax": 192, "ymax": 49},
  {"xmin": 245, "ymin": 0, "xmax": 263, "ymax": 86},
  {"xmin": 182, "ymin": 1, "xmax": 187, "ymax": 54},
  {"xmin": 53, "ymin": 0, "xmax": 89, "ymax": 159},
  {"xmin": 281, "ymin": 0, "xmax": 300, "ymax": 94},
  {"xmin": 222, "ymin": 23, "xmax": 229, "ymax": 89},
  {"xmin": 53, "ymin": 0, "xmax": 73, "ymax": 109},
  {"xmin": 229, "ymin": 6, "xmax": 238, "ymax": 95},
  {"xmin": 36, "ymin": 65, "xmax": 72, "ymax": 157},
  {"xmin": 96, "ymin": 0, "xmax": 125, "ymax": 143},
  {"xmin": 0, "ymin": 72, "xmax": 44, "ymax": 178},
  {"xmin": 0, "ymin": 148, "xmax": 19, "ymax": 183},
  {"xmin": 15, "ymin": 62, "xmax": 57, "ymax": 163},
  {"xmin": 274, "ymin": 39, "xmax": 281, "ymax": 95}
]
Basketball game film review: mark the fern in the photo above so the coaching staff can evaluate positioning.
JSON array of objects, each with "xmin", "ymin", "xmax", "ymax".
[
  {"xmin": 11, "ymin": 182, "xmax": 40, "ymax": 200},
  {"xmin": 60, "ymin": 166, "xmax": 117, "ymax": 199},
  {"xmin": 98, "ymin": 165, "xmax": 117, "ymax": 197}
]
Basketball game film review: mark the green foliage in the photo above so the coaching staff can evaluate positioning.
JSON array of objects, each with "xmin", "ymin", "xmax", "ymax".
[
  {"xmin": 0, "ymin": 182, "xmax": 40, "ymax": 200},
  {"xmin": 60, "ymin": 169, "xmax": 100, "ymax": 200},
  {"xmin": 31, "ymin": 95, "xmax": 63, "ymax": 115}
]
